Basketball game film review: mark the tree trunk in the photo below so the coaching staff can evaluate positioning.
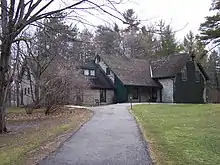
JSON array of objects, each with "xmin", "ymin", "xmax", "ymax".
[
  {"xmin": 34, "ymin": 77, "xmax": 41, "ymax": 108},
  {"xmin": 16, "ymin": 80, "xmax": 20, "ymax": 107},
  {"xmin": 0, "ymin": 41, "xmax": 12, "ymax": 133}
]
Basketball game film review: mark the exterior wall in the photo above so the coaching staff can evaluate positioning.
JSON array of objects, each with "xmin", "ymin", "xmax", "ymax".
[
  {"xmin": 115, "ymin": 76, "xmax": 128, "ymax": 103},
  {"xmin": 83, "ymin": 89, "xmax": 115, "ymax": 105},
  {"xmin": 21, "ymin": 79, "xmax": 34, "ymax": 105},
  {"xmin": 20, "ymin": 70, "xmax": 35, "ymax": 106},
  {"xmin": 174, "ymin": 61, "xmax": 205, "ymax": 103},
  {"xmin": 106, "ymin": 90, "xmax": 115, "ymax": 104},
  {"xmin": 158, "ymin": 79, "xmax": 174, "ymax": 103},
  {"xmin": 83, "ymin": 89, "xmax": 100, "ymax": 105}
]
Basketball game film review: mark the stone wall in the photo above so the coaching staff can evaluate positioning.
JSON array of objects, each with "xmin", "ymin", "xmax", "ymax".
[
  {"xmin": 106, "ymin": 90, "xmax": 115, "ymax": 104},
  {"xmin": 83, "ymin": 89, "xmax": 100, "ymax": 105},
  {"xmin": 158, "ymin": 79, "xmax": 174, "ymax": 103},
  {"xmin": 83, "ymin": 89, "xmax": 115, "ymax": 105}
]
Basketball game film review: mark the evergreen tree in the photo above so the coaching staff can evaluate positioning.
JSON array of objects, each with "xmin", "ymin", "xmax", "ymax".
[
  {"xmin": 183, "ymin": 31, "xmax": 208, "ymax": 63},
  {"xmin": 156, "ymin": 20, "xmax": 181, "ymax": 56},
  {"xmin": 200, "ymin": 0, "xmax": 220, "ymax": 44},
  {"xmin": 94, "ymin": 24, "xmax": 121, "ymax": 55}
]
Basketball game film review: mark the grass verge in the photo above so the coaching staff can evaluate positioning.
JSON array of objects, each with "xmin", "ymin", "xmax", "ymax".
[{"xmin": 132, "ymin": 104, "xmax": 220, "ymax": 165}]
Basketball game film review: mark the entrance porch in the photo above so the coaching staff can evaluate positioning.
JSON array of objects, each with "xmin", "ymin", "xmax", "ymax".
[{"xmin": 127, "ymin": 86, "xmax": 161, "ymax": 103}]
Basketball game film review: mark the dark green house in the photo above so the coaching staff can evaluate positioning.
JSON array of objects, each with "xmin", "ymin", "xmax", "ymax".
[{"xmin": 81, "ymin": 53, "xmax": 209, "ymax": 105}]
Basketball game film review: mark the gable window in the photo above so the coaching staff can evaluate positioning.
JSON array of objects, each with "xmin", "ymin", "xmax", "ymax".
[
  {"xmin": 132, "ymin": 87, "xmax": 138, "ymax": 100},
  {"xmin": 181, "ymin": 66, "xmax": 187, "ymax": 81},
  {"xmin": 84, "ymin": 70, "xmax": 89, "ymax": 76},
  {"xmin": 90, "ymin": 70, "xmax": 95, "ymax": 76},
  {"xmin": 84, "ymin": 69, "xmax": 95, "ymax": 76},
  {"xmin": 100, "ymin": 90, "xmax": 106, "ymax": 102},
  {"xmin": 106, "ymin": 67, "xmax": 110, "ymax": 75}
]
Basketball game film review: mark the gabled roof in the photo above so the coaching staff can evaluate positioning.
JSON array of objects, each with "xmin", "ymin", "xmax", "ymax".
[
  {"xmin": 150, "ymin": 53, "xmax": 190, "ymax": 78},
  {"xmin": 99, "ymin": 54, "xmax": 161, "ymax": 87},
  {"xmin": 81, "ymin": 60, "xmax": 115, "ymax": 89}
]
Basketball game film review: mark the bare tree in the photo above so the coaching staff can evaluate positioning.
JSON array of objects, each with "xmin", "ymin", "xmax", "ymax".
[{"xmin": 0, "ymin": 0, "xmax": 125, "ymax": 133}]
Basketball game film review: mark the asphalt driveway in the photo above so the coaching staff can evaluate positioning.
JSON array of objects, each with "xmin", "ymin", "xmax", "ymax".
[{"xmin": 39, "ymin": 104, "xmax": 152, "ymax": 165}]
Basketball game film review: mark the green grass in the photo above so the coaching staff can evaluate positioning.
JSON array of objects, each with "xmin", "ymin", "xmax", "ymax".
[{"xmin": 132, "ymin": 104, "xmax": 220, "ymax": 165}]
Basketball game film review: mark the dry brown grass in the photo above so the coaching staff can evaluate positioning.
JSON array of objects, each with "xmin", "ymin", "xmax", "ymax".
[{"xmin": 0, "ymin": 106, "xmax": 93, "ymax": 165}]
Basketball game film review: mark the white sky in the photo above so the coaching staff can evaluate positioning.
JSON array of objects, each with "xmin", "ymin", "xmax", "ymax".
[
  {"xmin": 48, "ymin": 0, "xmax": 213, "ymax": 41},
  {"xmin": 119, "ymin": 0, "xmax": 212, "ymax": 41},
  {"xmin": 71, "ymin": 0, "xmax": 212, "ymax": 41}
]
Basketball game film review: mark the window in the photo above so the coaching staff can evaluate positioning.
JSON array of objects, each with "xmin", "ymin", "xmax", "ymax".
[
  {"xmin": 106, "ymin": 67, "xmax": 110, "ymax": 75},
  {"xmin": 24, "ymin": 88, "xmax": 27, "ymax": 95},
  {"xmin": 181, "ymin": 66, "xmax": 187, "ymax": 81},
  {"xmin": 84, "ymin": 70, "xmax": 89, "ymax": 76},
  {"xmin": 195, "ymin": 71, "xmax": 200, "ymax": 82},
  {"xmin": 90, "ymin": 70, "xmax": 95, "ymax": 76},
  {"xmin": 100, "ymin": 90, "xmax": 106, "ymax": 102},
  {"xmin": 84, "ymin": 69, "xmax": 95, "ymax": 76},
  {"xmin": 132, "ymin": 88, "xmax": 138, "ymax": 100},
  {"xmin": 28, "ymin": 88, "xmax": 30, "ymax": 94}
]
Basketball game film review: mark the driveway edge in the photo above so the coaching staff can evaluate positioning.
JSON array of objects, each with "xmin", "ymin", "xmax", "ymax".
[{"xmin": 129, "ymin": 107, "xmax": 156, "ymax": 165}]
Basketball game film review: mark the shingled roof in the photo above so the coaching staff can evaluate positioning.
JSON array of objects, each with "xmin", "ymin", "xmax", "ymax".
[
  {"xmin": 150, "ymin": 53, "xmax": 190, "ymax": 78},
  {"xmin": 99, "ymin": 54, "xmax": 161, "ymax": 87},
  {"xmin": 82, "ymin": 60, "xmax": 115, "ymax": 89}
]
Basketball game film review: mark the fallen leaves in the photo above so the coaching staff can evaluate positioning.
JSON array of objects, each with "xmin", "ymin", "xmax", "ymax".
[{"xmin": 0, "ymin": 106, "xmax": 93, "ymax": 165}]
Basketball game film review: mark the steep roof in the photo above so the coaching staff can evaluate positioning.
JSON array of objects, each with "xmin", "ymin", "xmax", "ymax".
[
  {"xmin": 150, "ymin": 53, "xmax": 190, "ymax": 78},
  {"xmin": 81, "ymin": 60, "xmax": 115, "ymax": 89},
  {"xmin": 99, "ymin": 54, "xmax": 161, "ymax": 87}
]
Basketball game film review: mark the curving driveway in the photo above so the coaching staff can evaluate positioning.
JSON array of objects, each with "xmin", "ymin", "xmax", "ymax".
[{"xmin": 39, "ymin": 103, "xmax": 152, "ymax": 165}]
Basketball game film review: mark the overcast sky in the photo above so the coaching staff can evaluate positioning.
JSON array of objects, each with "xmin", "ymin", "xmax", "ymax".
[
  {"xmin": 119, "ymin": 0, "xmax": 212, "ymax": 40},
  {"xmin": 72, "ymin": 0, "xmax": 212, "ymax": 41}
]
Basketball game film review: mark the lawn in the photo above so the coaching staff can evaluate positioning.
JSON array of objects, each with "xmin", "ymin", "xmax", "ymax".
[
  {"xmin": 0, "ymin": 106, "xmax": 93, "ymax": 165},
  {"xmin": 132, "ymin": 104, "xmax": 220, "ymax": 165}
]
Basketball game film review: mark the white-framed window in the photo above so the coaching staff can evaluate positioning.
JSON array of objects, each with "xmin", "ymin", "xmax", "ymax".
[
  {"xmin": 90, "ymin": 70, "xmax": 95, "ymax": 76},
  {"xmin": 84, "ymin": 69, "xmax": 95, "ymax": 76},
  {"xmin": 84, "ymin": 70, "xmax": 89, "ymax": 76}
]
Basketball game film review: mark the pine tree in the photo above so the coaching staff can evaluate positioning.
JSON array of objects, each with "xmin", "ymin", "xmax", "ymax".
[
  {"xmin": 183, "ymin": 31, "xmax": 207, "ymax": 63},
  {"xmin": 156, "ymin": 20, "xmax": 181, "ymax": 56},
  {"xmin": 200, "ymin": 0, "xmax": 220, "ymax": 44}
]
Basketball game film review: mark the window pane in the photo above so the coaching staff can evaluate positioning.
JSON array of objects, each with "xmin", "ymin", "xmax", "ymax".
[
  {"xmin": 90, "ymin": 70, "xmax": 95, "ymax": 76},
  {"xmin": 84, "ymin": 70, "xmax": 89, "ymax": 76}
]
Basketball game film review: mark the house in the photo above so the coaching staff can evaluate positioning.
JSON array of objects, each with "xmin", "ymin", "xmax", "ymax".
[
  {"xmin": 81, "ymin": 53, "xmax": 209, "ymax": 105},
  {"xmin": 81, "ymin": 60, "xmax": 115, "ymax": 105},
  {"xmin": 18, "ymin": 58, "xmax": 36, "ymax": 106}
]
